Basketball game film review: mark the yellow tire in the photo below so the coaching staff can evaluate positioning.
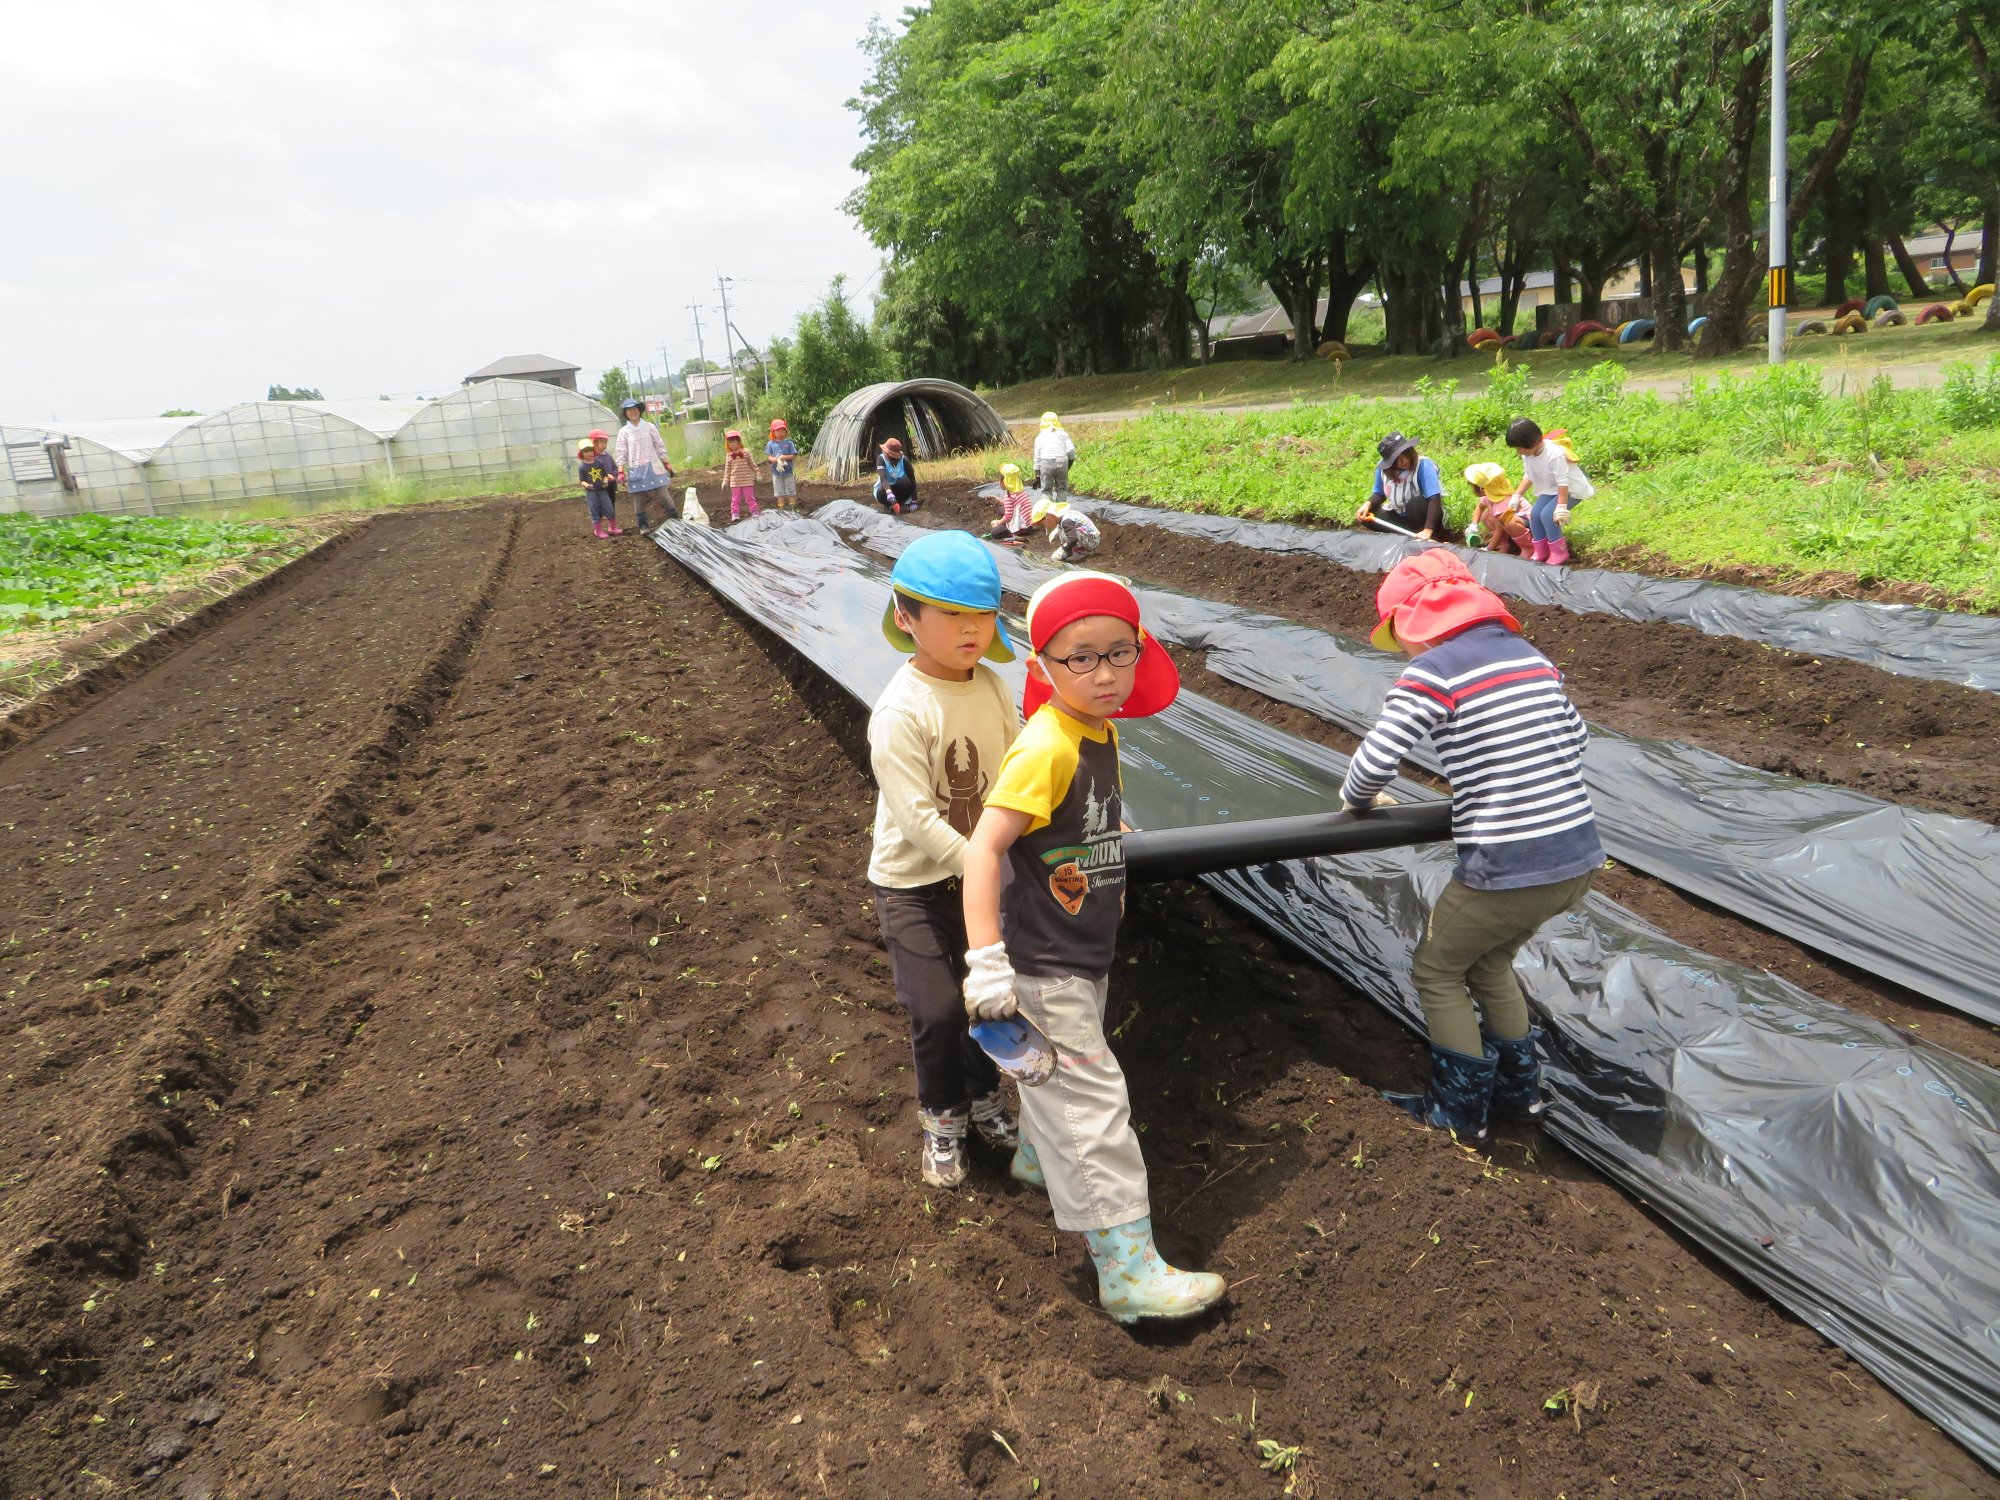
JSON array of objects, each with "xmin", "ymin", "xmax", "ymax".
[
  {"xmin": 1316, "ymin": 340, "xmax": 1351, "ymax": 362},
  {"xmin": 1832, "ymin": 312, "xmax": 1867, "ymax": 335},
  {"xmin": 1967, "ymin": 284, "xmax": 1994, "ymax": 309},
  {"xmin": 1577, "ymin": 331, "xmax": 1616, "ymax": 348}
]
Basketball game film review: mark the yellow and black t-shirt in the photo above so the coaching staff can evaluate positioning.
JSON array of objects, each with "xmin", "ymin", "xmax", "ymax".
[{"xmin": 985, "ymin": 704, "xmax": 1125, "ymax": 980}]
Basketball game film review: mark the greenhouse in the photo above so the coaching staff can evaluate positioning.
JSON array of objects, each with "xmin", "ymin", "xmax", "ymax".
[
  {"xmin": 815, "ymin": 378, "xmax": 1011, "ymax": 484},
  {"xmin": 0, "ymin": 379, "xmax": 616, "ymax": 516}
]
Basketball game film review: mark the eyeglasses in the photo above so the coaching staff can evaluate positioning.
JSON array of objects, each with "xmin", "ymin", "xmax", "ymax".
[{"xmin": 1044, "ymin": 640, "xmax": 1143, "ymax": 675}]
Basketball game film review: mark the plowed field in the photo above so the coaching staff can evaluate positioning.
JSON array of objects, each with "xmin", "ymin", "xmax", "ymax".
[{"xmin": 1, "ymin": 495, "xmax": 1991, "ymax": 1498}]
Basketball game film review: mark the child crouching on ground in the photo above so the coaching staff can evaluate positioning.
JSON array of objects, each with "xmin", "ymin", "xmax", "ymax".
[
  {"xmin": 989, "ymin": 462, "xmax": 1036, "ymax": 543},
  {"xmin": 1030, "ymin": 496, "xmax": 1101, "ymax": 564},
  {"xmin": 722, "ymin": 429, "xmax": 762, "ymax": 523},
  {"xmin": 1341, "ymin": 550, "xmax": 1600, "ymax": 1140},
  {"xmin": 1504, "ymin": 420, "xmax": 1593, "ymax": 565},
  {"xmin": 1464, "ymin": 462, "xmax": 1530, "ymax": 555},
  {"xmin": 869, "ymin": 531, "xmax": 1036, "ymax": 1190},
  {"xmin": 961, "ymin": 572, "xmax": 1227, "ymax": 1325}
]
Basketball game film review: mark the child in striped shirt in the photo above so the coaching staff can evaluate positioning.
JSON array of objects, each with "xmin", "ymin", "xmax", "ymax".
[
  {"xmin": 1340, "ymin": 549, "xmax": 1600, "ymax": 1141},
  {"xmin": 722, "ymin": 429, "xmax": 762, "ymax": 523}
]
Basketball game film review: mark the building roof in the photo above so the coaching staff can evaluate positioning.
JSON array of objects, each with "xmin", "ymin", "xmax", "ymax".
[
  {"xmin": 1899, "ymin": 229, "xmax": 1982, "ymax": 259},
  {"xmin": 463, "ymin": 354, "xmax": 582, "ymax": 381}
]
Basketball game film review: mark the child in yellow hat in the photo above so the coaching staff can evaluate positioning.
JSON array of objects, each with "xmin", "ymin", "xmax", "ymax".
[
  {"xmin": 1464, "ymin": 462, "xmax": 1530, "ymax": 555},
  {"xmin": 989, "ymin": 462, "xmax": 1036, "ymax": 544}
]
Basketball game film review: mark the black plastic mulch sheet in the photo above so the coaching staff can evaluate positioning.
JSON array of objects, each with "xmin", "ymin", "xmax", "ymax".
[
  {"xmin": 976, "ymin": 484, "xmax": 2000, "ymax": 695},
  {"xmin": 654, "ymin": 511, "xmax": 2000, "ymax": 1473},
  {"xmin": 831, "ymin": 501, "xmax": 2000, "ymax": 1026}
]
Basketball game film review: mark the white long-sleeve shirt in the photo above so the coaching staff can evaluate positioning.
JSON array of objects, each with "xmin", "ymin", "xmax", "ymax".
[
  {"xmin": 1033, "ymin": 427, "xmax": 1077, "ymax": 470},
  {"xmin": 867, "ymin": 662, "xmax": 1021, "ymax": 888}
]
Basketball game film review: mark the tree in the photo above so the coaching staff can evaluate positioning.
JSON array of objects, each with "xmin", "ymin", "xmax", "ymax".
[
  {"xmin": 766, "ymin": 276, "xmax": 895, "ymax": 446},
  {"xmin": 266, "ymin": 384, "xmax": 323, "ymax": 401},
  {"xmin": 159, "ymin": 408, "xmax": 198, "ymax": 418},
  {"xmin": 598, "ymin": 368, "xmax": 631, "ymax": 409}
]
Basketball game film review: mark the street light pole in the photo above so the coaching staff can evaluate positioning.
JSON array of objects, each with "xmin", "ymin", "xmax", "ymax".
[
  {"xmin": 1767, "ymin": 0, "xmax": 1788, "ymax": 364},
  {"xmin": 716, "ymin": 273, "xmax": 745, "ymax": 422}
]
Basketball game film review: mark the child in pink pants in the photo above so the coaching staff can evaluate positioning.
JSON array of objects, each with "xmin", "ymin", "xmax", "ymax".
[{"xmin": 722, "ymin": 430, "xmax": 761, "ymax": 523}]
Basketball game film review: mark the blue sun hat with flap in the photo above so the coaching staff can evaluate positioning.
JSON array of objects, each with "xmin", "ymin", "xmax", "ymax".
[{"xmin": 881, "ymin": 530, "xmax": 1017, "ymax": 662}]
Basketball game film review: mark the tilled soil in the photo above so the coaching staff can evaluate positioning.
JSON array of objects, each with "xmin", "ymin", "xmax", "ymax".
[
  {"xmin": 893, "ymin": 487, "xmax": 2000, "ymax": 829},
  {"xmin": 0, "ymin": 497, "xmax": 1992, "ymax": 1497}
]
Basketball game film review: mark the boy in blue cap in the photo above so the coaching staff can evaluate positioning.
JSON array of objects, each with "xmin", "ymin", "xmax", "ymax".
[{"xmin": 869, "ymin": 530, "xmax": 1041, "ymax": 1190}]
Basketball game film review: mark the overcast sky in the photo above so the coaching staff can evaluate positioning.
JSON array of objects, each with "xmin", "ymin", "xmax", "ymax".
[{"xmin": 1, "ymin": 0, "xmax": 895, "ymax": 422}]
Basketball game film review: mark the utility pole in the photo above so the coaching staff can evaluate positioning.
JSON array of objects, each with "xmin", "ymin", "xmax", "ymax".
[
  {"xmin": 730, "ymin": 321, "xmax": 769, "ymax": 395},
  {"xmin": 716, "ymin": 272, "xmax": 745, "ymax": 421},
  {"xmin": 688, "ymin": 303, "xmax": 710, "ymax": 414},
  {"xmin": 1767, "ymin": 0, "xmax": 1788, "ymax": 364},
  {"xmin": 659, "ymin": 344, "xmax": 675, "ymax": 412}
]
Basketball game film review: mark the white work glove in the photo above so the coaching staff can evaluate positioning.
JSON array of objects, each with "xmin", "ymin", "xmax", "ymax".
[
  {"xmin": 1342, "ymin": 790, "xmax": 1400, "ymax": 815},
  {"xmin": 1553, "ymin": 502, "xmax": 1571, "ymax": 524},
  {"xmin": 962, "ymin": 942, "xmax": 1019, "ymax": 1022}
]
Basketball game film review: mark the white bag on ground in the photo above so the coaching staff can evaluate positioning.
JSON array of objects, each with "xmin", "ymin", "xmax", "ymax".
[{"xmin": 682, "ymin": 486, "xmax": 709, "ymax": 527}]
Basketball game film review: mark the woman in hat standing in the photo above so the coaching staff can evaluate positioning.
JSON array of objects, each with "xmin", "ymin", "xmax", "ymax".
[{"xmin": 1357, "ymin": 432, "xmax": 1448, "ymax": 539}]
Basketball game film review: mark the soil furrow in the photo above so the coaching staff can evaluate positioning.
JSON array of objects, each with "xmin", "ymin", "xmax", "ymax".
[{"xmin": 0, "ymin": 509, "xmax": 516, "ymax": 1380}]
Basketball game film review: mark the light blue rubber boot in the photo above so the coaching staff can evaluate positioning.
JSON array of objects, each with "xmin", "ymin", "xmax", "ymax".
[
  {"xmin": 1083, "ymin": 1218, "xmax": 1227, "ymax": 1325},
  {"xmin": 1010, "ymin": 1141, "xmax": 1046, "ymax": 1190}
]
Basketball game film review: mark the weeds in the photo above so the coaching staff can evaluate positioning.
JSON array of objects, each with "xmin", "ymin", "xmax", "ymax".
[{"xmin": 1068, "ymin": 352, "xmax": 2000, "ymax": 608}]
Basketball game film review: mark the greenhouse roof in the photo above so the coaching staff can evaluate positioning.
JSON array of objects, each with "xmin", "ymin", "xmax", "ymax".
[
  {"xmin": 295, "ymin": 399, "xmax": 432, "ymax": 437},
  {"xmin": 47, "ymin": 416, "xmax": 200, "ymax": 461}
]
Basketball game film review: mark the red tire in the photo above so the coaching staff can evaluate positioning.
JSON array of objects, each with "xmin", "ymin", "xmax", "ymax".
[
  {"xmin": 1561, "ymin": 319, "xmax": 1613, "ymax": 349},
  {"xmin": 1916, "ymin": 303, "xmax": 1957, "ymax": 325},
  {"xmin": 1833, "ymin": 297, "xmax": 1865, "ymax": 318}
]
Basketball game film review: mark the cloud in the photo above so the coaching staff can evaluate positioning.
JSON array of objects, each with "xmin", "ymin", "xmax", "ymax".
[{"xmin": 0, "ymin": 0, "xmax": 892, "ymax": 417}]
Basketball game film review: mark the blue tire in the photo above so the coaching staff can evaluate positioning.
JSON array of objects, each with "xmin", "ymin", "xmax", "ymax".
[{"xmin": 1618, "ymin": 319, "xmax": 1656, "ymax": 344}]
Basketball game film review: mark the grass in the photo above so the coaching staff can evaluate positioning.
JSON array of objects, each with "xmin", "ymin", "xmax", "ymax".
[
  {"xmin": 971, "ymin": 351, "xmax": 2000, "ymax": 609},
  {"xmin": 983, "ymin": 315, "xmax": 1996, "ymax": 420},
  {"xmin": 195, "ymin": 461, "xmax": 571, "ymax": 522}
]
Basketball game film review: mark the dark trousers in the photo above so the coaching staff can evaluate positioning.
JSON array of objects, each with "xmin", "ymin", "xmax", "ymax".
[
  {"xmin": 874, "ymin": 879, "xmax": 999, "ymax": 1110},
  {"xmin": 873, "ymin": 475, "xmax": 917, "ymax": 511}
]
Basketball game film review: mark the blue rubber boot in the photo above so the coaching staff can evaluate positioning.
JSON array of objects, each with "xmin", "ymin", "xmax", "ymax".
[
  {"xmin": 1486, "ymin": 1028, "xmax": 1549, "ymax": 1124},
  {"xmin": 1010, "ymin": 1141, "xmax": 1046, "ymax": 1191},
  {"xmin": 1083, "ymin": 1218, "xmax": 1227, "ymax": 1326},
  {"xmin": 1382, "ymin": 1042, "xmax": 1497, "ymax": 1143}
]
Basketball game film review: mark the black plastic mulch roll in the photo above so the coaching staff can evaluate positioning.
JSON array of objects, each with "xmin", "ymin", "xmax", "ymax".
[
  {"xmin": 654, "ymin": 511, "xmax": 2000, "ymax": 1473},
  {"xmin": 831, "ymin": 500, "xmax": 2000, "ymax": 1026},
  {"xmin": 974, "ymin": 484, "xmax": 2000, "ymax": 695}
]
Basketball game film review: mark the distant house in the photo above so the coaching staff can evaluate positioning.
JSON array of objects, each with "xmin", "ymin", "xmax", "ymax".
[
  {"xmin": 1895, "ymin": 229, "xmax": 1984, "ymax": 286},
  {"xmin": 683, "ymin": 370, "xmax": 739, "ymax": 410},
  {"xmin": 462, "ymin": 355, "xmax": 582, "ymax": 392}
]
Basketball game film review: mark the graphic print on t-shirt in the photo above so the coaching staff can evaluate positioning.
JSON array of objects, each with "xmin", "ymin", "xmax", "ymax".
[
  {"xmin": 1040, "ymin": 775, "xmax": 1123, "ymax": 916},
  {"xmin": 940, "ymin": 737, "xmax": 988, "ymax": 836}
]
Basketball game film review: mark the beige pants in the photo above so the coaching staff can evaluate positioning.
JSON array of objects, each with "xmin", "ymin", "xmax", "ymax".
[{"xmin": 1011, "ymin": 970, "xmax": 1150, "ymax": 1232}]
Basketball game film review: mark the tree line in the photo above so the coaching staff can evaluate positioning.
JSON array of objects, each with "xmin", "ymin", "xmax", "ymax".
[{"xmin": 845, "ymin": 0, "xmax": 2000, "ymax": 383}]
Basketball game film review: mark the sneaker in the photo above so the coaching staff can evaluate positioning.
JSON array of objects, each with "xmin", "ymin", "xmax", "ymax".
[
  {"xmin": 969, "ymin": 1089, "xmax": 1020, "ymax": 1150},
  {"xmin": 917, "ymin": 1105, "xmax": 968, "ymax": 1189}
]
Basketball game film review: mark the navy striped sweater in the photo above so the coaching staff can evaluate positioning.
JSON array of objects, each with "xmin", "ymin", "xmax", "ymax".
[{"xmin": 1340, "ymin": 622, "xmax": 1602, "ymax": 890}]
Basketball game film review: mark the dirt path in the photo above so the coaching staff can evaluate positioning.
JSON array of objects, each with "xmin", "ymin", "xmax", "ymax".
[{"xmin": 1, "ymin": 499, "xmax": 1991, "ymax": 1496}]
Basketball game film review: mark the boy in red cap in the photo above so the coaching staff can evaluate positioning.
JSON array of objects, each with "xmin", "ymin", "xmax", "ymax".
[
  {"xmin": 960, "ymin": 572, "xmax": 1227, "ymax": 1326},
  {"xmin": 1342, "ymin": 549, "xmax": 1600, "ymax": 1140}
]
